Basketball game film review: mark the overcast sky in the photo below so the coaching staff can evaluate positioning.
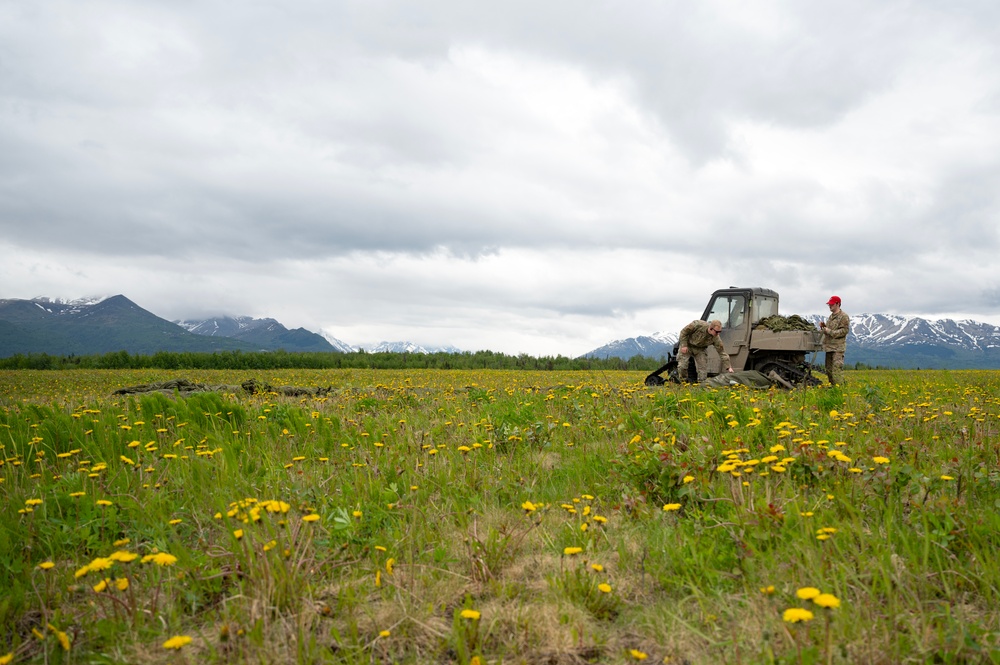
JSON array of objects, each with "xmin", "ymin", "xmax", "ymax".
[{"xmin": 3, "ymin": 1, "xmax": 999, "ymax": 356}]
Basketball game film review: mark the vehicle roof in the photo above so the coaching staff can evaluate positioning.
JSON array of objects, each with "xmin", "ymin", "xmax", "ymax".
[{"xmin": 715, "ymin": 287, "xmax": 779, "ymax": 299}]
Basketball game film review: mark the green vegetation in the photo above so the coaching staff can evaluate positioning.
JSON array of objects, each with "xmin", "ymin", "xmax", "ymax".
[
  {"xmin": 1, "ymin": 368, "xmax": 999, "ymax": 663},
  {"xmin": 0, "ymin": 349, "xmax": 664, "ymax": 371}
]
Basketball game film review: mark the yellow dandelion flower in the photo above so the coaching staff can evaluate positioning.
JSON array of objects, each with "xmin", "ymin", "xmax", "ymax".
[
  {"xmin": 87, "ymin": 557, "xmax": 114, "ymax": 572},
  {"xmin": 662, "ymin": 503, "xmax": 681, "ymax": 512},
  {"xmin": 940, "ymin": 475, "xmax": 954, "ymax": 481},
  {"xmin": 233, "ymin": 529, "xmax": 244, "ymax": 539},
  {"xmin": 521, "ymin": 500, "xmax": 537, "ymax": 513},
  {"xmin": 96, "ymin": 500, "xmax": 113, "ymax": 507},
  {"xmin": 302, "ymin": 514, "xmax": 320, "ymax": 522},
  {"xmin": 629, "ymin": 649, "xmax": 648, "ymax": 660},
  {"xmin": 162, "ymin": 635, "xmax": 192, "ymax": 650},
  {"xmin": 598, "ymin": 583, "xmax": 612, "ymax": 593},
  {"xmin": 109, "ymin": 551, "xmax": 138, "ymax": 563},
  {"xmin": 38, "ymin": 561, "xmax": 56, "ymax": 570},
  {"xmin": 796, "ymin": 587, "xmax": 821, "ymax": 600},
  {"xmin": 352, "ymin": 510, "xmax": 362, "ymax": 518},
  {"xmin": 1, "ymin": 652, "xmax": 14, "ymax": 665},
  {"xmin": 873, "ymin": 456, "xmax": 889, "ymax": 464},
  {"xmin": 591, "ymin": 563, "xmax": 604, "ymax": 572},
  {"xmin": 379, "ymin": 629, "xmax": 391, "ymax": 637},
  {"xmin": 114, "ymin": 578, "xmax": 129, "ymax": 591},
  {"xmin": 93, "ymin": 578, "xmax": 109, "ymax": 593},
  {"xmin": 783, "ymin": 607, "xmax": 815, "ymax": 623},
  {"xmin": 563, "ymin": 546, "xmax": 583, "ymax": 555},
  {"xmin": 813, "ymin": 593, "xmax": 840, "ymax": 608},
  {"xmin": 460, "ymin": 609, "xmax": 481, "ymax": 620},
  {"xmin": 144, "ymin": 552, "xmax": 178, "ymax": 566}
]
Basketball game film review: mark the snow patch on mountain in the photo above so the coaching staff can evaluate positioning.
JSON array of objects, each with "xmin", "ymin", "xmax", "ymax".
[
  {"xmin": 176, "ymin": 316, "xmax": 284, "ymax": 337},
  {"xmin": 319, "ymin": 330, "xmax": 357, "ymax": 353},
  {"xmin": 30, "ymin": 295, "xmax": 111, "ymax": 315},
  {"xmin": 360, "ymin": 341, "xmax": 463, "ymax": 354},
  {"xmin": 582, "ymin": 331, "xmax": 678, "ymax": 360}
]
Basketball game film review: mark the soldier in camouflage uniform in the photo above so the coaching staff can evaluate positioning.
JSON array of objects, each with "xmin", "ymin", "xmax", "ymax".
[
  {"xmin": 676, "ymin": 319, "xmax": 733, "ymax": 384},
  {"xmin": 819, "ymin": 295, "xmax": 850, "ymax": 386}
]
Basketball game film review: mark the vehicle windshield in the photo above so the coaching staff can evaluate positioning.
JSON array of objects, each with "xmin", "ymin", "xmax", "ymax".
[
  {"xmin": 705, "ymin": 294, "xmax": 747, "ymax": 329},
  {"xmin": 753, "ymin": 296, "xmax": 779, "ymax": 324}
]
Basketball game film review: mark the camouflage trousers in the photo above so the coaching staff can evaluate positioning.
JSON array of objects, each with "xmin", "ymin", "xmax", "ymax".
[
  {"xmin": 825, "ymin": 351, "xmax": 845, "ymax": 386},
  {"xmin": 676, "ymin": 348, "xmax": 709, "ymax": 383}
]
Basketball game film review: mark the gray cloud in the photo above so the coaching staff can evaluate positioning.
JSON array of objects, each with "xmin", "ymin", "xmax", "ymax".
[{"xmin": 2, "ymin": 0, "xmax": 1000, "ymax": 353}]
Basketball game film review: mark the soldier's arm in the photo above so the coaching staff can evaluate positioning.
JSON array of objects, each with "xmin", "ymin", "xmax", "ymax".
[
  {"xmin": 828, "ymin": 314, "xmax": 850, "ymax": 339},
  {"xmin": 678, "ymin": 322, "xmax": 694, "ymax": 348},
  {"xmin": 714, "ymin": 336, "xmax": 733, "ymax": 370}
]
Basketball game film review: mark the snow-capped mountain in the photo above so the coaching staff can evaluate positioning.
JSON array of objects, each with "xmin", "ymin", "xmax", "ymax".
[
  {"xmin": 0, "ymin": 295, "xmax": 258, "ymax": 356},
  {"xmin": 361, "ymin": 341, "xmax": 463, "ymax": 354},
  {"xmin": 175, "ymin": 315, "xmax": 336, "ymax": 353},
  {"xmin": 582, "ymin": 332, "xmax": 678, "ymax": 360},
  {"xmin": 808, "ymin": 314, "xmax": 1000, "ymax": 351},
  {"xmin": 176, "ymin": 316, "xmax": 285, "ymax": 338},
  {"xmin": 30, "ymin": 295, "xmax": 112, "ymax": 313},
  {"xmin": 319, "ymin": 330, "xmax": 357, "ymax": 353}
]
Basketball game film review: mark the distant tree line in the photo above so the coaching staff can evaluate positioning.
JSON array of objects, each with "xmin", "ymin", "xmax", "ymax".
[{"xmin": 0, "ymin": 349, "xmax": 665, "ymax": 372}]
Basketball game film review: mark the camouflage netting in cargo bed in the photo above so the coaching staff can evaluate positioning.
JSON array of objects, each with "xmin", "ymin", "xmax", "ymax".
[{"xmin": 754, "ymin": 314, "xmax": 817, "ymax": 331}]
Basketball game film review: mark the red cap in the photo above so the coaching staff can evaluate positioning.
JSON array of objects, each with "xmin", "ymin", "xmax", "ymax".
[{"xmin": 826, "ymin": 296, "xmax": 841, "ymax": 305}]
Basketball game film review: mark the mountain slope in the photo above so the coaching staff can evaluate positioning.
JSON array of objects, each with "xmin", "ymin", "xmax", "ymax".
[
  {"xmin": 176, "ymin": 316, "xmax": 337, "ymax": 353},
  {"xmin": 0, "ymin": 296, "xmax": 260, "ymax": 357},
  {"xmin": 582, "ymin": 332, "xmax": 678, "ymax": 360}
]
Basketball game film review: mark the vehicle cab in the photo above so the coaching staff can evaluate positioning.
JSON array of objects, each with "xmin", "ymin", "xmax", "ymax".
[{"xmin": 694, "ymin": 287, "xmax": 779, "ymax": 374}]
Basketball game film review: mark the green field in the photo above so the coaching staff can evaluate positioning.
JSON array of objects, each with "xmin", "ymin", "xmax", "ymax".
[{"xmin": 1, "ymin": 369, "xmax": 999, "ymax": 664}]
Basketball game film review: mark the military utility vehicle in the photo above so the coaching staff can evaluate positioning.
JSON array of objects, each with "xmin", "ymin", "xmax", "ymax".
[{"xmin": 645, "ymin": 287, "xmax": 823, "ymax": 386}]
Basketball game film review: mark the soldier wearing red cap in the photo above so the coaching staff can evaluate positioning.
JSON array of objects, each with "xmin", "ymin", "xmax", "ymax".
[{"xmin": 819, "ymin": 296, "xmax": 850, "ymax": 386}]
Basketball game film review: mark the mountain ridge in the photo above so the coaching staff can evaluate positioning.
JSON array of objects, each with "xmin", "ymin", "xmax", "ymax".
[{"xmin": 0, "ymin": 295, "xmax": 462, "ymax": 358}]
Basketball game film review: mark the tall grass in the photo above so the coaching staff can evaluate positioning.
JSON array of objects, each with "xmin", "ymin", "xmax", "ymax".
[{"xmin": 1, "ymin": 368, "xmax": 999, "ymax": 663}]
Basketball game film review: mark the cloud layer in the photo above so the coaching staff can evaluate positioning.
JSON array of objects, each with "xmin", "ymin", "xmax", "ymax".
[{"xmin": 3, "ymin": 1, "xmax": 999, "ymax": 355}]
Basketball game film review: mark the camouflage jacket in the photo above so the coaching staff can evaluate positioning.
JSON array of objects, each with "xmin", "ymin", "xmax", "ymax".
[
  {"xmin": 822, "ymin": 310, "xmax": 850, "ymax": 352},
  {"xmin": 678, "ymin": 320, "xmax": 732, "ymax": 369}
]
